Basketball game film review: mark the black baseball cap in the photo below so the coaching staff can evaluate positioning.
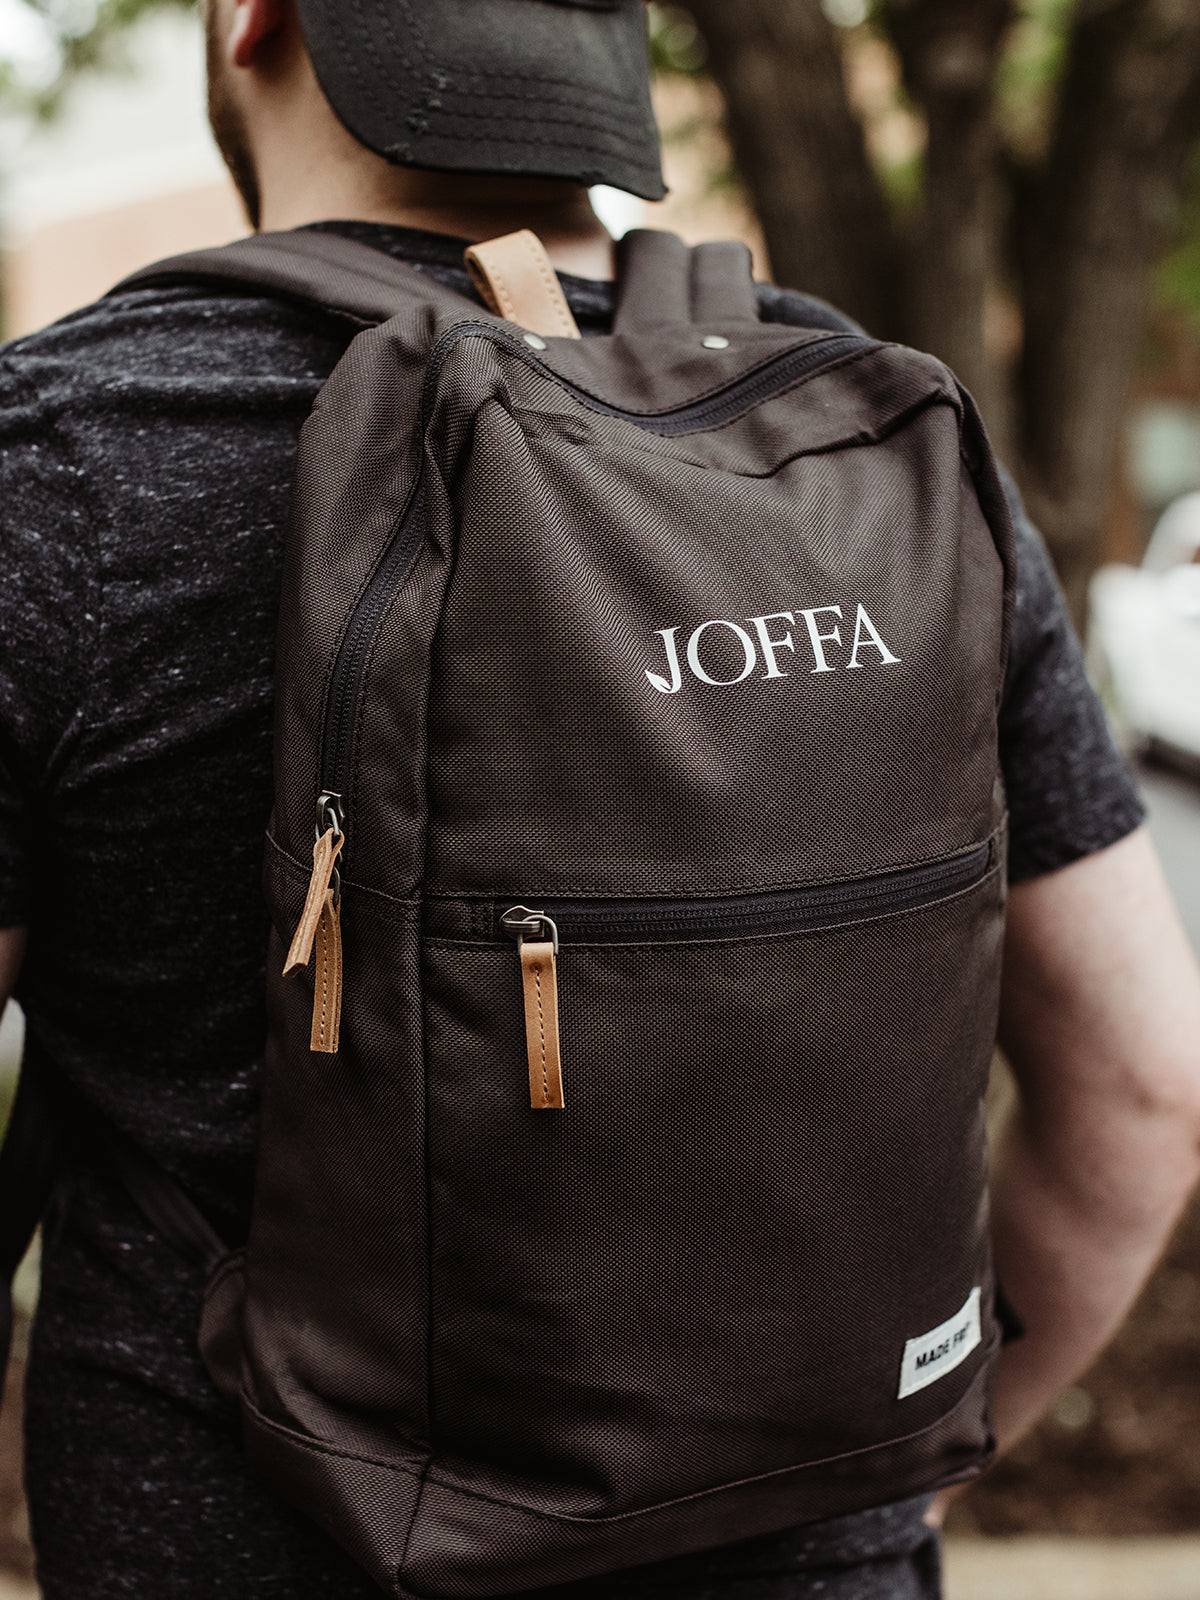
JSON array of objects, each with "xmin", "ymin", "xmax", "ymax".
[{"xmin": 295, "ymin": 0, "xmax": 666, "ymax": 201}]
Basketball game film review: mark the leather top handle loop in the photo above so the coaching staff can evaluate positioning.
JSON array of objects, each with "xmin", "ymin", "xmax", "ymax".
[
  {"xmin": 613, "ymin": 229, "xmax": 760, "ymax": 333},
  {"xmin": 463, "ymin": 230, "xmax": 582, "ymax": 341}
]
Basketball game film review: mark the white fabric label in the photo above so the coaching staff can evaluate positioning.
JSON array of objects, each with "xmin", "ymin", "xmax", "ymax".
[{"xmin": 897, "ymin": 1288, "xmax": 982, "ymax": 1400}]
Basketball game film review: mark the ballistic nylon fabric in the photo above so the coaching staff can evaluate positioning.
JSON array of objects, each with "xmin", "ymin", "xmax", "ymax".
[{"xmin": 249, "ymin": 230, "xmax": 1011, "ymax": 1595}]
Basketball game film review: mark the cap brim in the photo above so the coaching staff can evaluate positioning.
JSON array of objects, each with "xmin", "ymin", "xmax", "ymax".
[{"xmin": 296, "ymin": 0, "xmax": 666, "ymax": 201}]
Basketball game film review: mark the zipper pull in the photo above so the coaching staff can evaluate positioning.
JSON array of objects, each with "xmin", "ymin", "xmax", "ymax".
[
  {"xmin": 284, "ymin": 795, "xmax": 344, "ymax": 1055},
  {"xmin": 501, "ymin": 906, "xmax": 564, "ymax": 1110}
]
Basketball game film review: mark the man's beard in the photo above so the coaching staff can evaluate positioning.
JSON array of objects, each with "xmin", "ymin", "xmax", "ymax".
[{"xmin": 205, "ymin": 5, "xmax": 262, "ymax": 230}]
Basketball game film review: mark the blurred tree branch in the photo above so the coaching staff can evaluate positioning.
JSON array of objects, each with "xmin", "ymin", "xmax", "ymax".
[
  {"xmin": 682, "ymin": 0, "xmax": 1200, "ymax": 623},
  {"xmin": 1016, "ymin": 0, "xmax": 1200, "ymax": 612}
]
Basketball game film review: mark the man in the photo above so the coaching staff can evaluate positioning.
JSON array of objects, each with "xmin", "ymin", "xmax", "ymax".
[{"xmin": 1, "ymin": 2, "xmax": 1199, "ymax": 1596}]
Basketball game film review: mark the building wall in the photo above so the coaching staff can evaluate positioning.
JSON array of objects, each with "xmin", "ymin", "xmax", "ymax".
[{"xmin": 5, "ymin": 179, "xmax": 244, "ymax": 338}]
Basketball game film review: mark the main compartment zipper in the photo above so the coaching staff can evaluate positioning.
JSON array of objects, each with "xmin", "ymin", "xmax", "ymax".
[{"xmin": 496, "ymin": 839, "xmax": 996, "ymax": 1107}]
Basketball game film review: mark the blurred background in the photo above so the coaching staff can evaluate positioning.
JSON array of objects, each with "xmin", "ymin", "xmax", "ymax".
[{"xmin": 0, "ymin": 2, "xmax": 1199, "ymax": 1596}]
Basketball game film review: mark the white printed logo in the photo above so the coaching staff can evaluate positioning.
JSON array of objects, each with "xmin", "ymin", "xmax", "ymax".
[
  {"xmin": 897, "ymin": 1288, "xmax": 982, "ymax": 1400},
  {"xmin": 645, "ymin": 604, "xmax": 899, "ymax": 695}
]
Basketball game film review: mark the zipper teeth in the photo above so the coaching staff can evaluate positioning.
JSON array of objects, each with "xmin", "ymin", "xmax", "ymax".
[
  {"xmin": 568, "ymin": 333, "xmax": 870, "ymax": 435},
  {"xmin": 317, "ymin": 324, "xmax": 875, "ymax": 804},
  {"xmin": 319, "ymin": 485, "xmax": 425, "ymax": 796},
  {"xmin": 417, "ymin": 323, "xmax": 870, "ymax": 438},
  {"xmin": 524, "ymin": 844, "xmax": 993, "ymax": 944}
]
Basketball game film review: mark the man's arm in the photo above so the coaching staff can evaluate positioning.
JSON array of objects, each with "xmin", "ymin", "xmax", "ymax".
[{"xmin": 986, "ymin": 825, "xmax": 1200, "ymax": 1453}]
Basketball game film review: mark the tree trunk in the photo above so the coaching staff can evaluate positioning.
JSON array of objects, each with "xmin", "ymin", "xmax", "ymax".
[
  {"xmin": 686, "ymin": 0, "xmax": 901, "ymax": 337},
  {"xmin": 885, "ymin": 0, "xmax": 1014, "ymax": 431},
  {"xmin": 1016, "ymin": 0, "xmax": 1200, "ymax": 622}
]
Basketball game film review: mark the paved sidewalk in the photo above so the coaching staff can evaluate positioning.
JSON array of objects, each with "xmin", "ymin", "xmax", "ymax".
[
  {"xmin": 4, "ymin": 1538, "xmax": 1200, "ymax": 1598},
  {"xmin": 944, "ymin": 1537, "xmax": 1200, "ymax": 1600}
]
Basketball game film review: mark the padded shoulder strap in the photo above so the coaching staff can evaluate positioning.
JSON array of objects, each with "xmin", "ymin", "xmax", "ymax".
[
  {"xmin": 111, "ymin": 228, "xmax": 477, "ymax": 326},
  {"xmin": 613, "ymin": 229, "xmax": 760, "ymax": 333}
]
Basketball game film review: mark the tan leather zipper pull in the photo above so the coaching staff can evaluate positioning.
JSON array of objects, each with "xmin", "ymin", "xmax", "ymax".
[
  {"xmin": 310, "ymin": 888, "xmax": 343, "ymax": 1055},
  {"xmin": 284, "ymin": 826, "xmax": 343, "ymax": 976},
  {"xmin": 502, "ymin": 907, "xmax": 564, "ymax": 1109},
  {"xmin": 463, "ymin": 230, "xmax": 582, "ymax": 341}
]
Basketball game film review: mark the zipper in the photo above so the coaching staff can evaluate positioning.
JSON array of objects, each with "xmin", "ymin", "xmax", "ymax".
[
  {"xmin": 500, "ymin": 907, "xmax": 564, "ymax": 1110},
  {"xmin": 281, "ymin": 802, "xmax": 346, "ymax": 1055},
  {"xmin": 499, "ymin": 842, "xmax": 993, "ymax": 949},
  {"xmin": 318, "ymin": 488, "xmax": 425, "ymax": 812},
  {"xmin": 497, "ymin": 840, "xmax": 995, "ymax": 1104}
]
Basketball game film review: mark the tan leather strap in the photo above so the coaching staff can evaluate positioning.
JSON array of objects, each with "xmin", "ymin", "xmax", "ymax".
[
  {"xmin": 464, "ymin": 230, "xmax": 582, "ymax": 341},
  {"xmin": 310, "ymin": 890, "xmax": 343, "ymax": 1055},
  {"xmin": 519, "ymin": 940, "xmax": 564, "ymax": 1109},
  {"xmin": 284, "ymin": 827, "xmax": 343, "ymax": 976}
]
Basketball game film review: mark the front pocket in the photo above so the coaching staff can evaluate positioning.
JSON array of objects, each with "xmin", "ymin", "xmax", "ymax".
[
  {"xmin": 420, "ymin": 836, "xmax": 1004, "ymax": 1518},
  {"xmin": 488, "ymin": 838, "xmax": 996, "ymax": 1108}
]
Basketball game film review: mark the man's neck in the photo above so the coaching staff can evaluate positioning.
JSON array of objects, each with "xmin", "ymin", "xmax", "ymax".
[{"xmin": 255, "ymin": 161, "xmax": 617, "ymax": 281}]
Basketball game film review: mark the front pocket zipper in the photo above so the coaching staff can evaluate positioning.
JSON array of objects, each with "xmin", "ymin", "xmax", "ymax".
[
  {"xmin": 497, "ymin": 839, "xmax": 996, "ymax": 1107},
  {"xmin": 500, "ymin": 908, "xmax": 564, "ymax": 1110}
]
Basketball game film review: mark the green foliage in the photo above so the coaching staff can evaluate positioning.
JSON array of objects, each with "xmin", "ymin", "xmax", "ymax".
[
  {"xmin": 1, "ymin": 0, "xmax": 195, "ymax": 120},
  {"xmin": 647, "ymin": 4, "xmax": 707, "ymax": 77},
  {"xmin": 1159, "ymin": 146, "xmax": 1200, "ymax": 334},
  {"xmin": 877, "ymin": 150, "xmax": 922, "ymax": 219},
  {"xmin": 996, "ymin": 0, "xmax": 1076, "ymax": 161}
]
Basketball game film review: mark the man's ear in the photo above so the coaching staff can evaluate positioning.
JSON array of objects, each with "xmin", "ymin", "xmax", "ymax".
[{"xmin": 229, "ymin": 0, "xmax": 289, "ymax": 69}]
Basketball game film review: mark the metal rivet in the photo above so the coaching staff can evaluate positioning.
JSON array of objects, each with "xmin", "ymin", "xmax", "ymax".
[
  {"xmin": 523, "ymin": 332, "xmax": 547, "ymax": 350},
  {"xmin": 702, "ymin": 334, "xmax": 730, "ymax": 350}
]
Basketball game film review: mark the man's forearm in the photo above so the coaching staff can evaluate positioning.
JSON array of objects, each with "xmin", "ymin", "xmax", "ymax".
[
  {"xmin": 986, "ymin": 1092, "xmax": 1199, "ymax": 1451},
  {"xmin": 984, "ymin": 828, "xmax": 1200, "ymax": 1453}
]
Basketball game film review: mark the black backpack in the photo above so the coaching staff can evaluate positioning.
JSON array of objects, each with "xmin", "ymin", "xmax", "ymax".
[{"xmin": 1, "ymin": 227, "xmax": 1014, "ymax": 1598}]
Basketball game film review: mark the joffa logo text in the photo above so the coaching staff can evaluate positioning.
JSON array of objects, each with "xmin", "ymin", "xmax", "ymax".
[{"xmin": 645, "ymin": 604, "xmax": 899, "ymax": 695}]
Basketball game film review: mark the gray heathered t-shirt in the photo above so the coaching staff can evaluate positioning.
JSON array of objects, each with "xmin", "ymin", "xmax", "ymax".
[{"xmin": 0, "ymin": 222, "xmax": 1143, "ymax": 1599}]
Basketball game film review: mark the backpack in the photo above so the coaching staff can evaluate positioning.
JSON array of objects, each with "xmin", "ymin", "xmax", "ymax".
[{"xmin": 1, "ymin": 226, "xmax": 1014, "ymax": 1598}]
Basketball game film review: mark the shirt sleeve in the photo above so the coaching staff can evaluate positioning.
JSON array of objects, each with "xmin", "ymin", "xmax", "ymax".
[
  {"xmin": 0, "ymin": 353, "xmax": 100, "ymax": 926},
  {"xmin": 998, "ymin": 466, "xmax": 1145, "ymax": 882}
]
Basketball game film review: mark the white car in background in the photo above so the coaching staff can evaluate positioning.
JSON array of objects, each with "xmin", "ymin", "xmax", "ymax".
[{"xmin": 1088, "ymin": 492, "xmax": 1200, "ymax": 768}]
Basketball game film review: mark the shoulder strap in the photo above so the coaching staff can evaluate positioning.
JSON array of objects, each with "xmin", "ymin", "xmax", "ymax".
[
  {"xmin": 111, "ymin": 228, "xmax": 478, "ymax": 327},
  {"xmin": 116, "ymin": 225, "xmax": 761, "ymax": 340},
  {"xmin": 612, "ymin": 229, "xmax": 760, "ymax": 334}
]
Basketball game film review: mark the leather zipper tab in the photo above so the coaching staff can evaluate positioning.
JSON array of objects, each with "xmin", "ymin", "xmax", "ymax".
[
  {"xmin": 502, "ymin": 907, "xmax": 564, "ymax": 1110},
  {"xmin": 285, "ymin": 820, "xmax": 345, "ymax": 1054},
  {"xmin": 284, "ymin": 825, "xmax": 343, "ymax": 976},
  {"xmin": 310, "ymin": 888, "xmax": 343, "ymax": 1055}
]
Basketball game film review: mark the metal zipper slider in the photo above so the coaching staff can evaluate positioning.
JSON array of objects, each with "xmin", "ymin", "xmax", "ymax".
[
  {"xmin": 283, "ymin": 795, "xmax": 345, "ymax": 1055},
  {"xmin": 501, "ymin": 906, "xmax": 564, "ymax": 1110}
]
